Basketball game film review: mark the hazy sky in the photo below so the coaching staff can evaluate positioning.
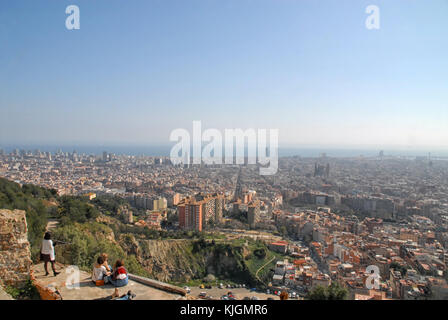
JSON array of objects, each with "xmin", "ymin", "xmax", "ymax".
[{"xmin": 0, "ymin": 0, "xmax": 447, "ymax": 150}]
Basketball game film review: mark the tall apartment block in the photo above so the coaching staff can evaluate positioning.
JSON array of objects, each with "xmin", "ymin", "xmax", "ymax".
[
  {"xmin": 177, "ymin": 193, "xmax": 225, "ymax": 231},
  {"xmin": 248, "ymin": 200, "xmax": 261, "ymax": 229}
]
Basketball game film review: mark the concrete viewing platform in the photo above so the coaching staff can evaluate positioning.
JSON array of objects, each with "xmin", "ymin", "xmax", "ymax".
[
  {"xmin": 31, "ymin": 263, "xmax": 188, "ymax": 300},
  {"xmin": 0, "ymin": 287, "xmax": 13, "ymax": 300}
]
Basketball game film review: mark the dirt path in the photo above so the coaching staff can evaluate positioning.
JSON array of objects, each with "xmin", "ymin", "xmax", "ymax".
[
  {"xmin": 255, "ymin": 254, "xmax": 275, "ymax": 283},
  {"xmin": 46, "ymin": 219, "xmax": 60, "ymax": 231}
]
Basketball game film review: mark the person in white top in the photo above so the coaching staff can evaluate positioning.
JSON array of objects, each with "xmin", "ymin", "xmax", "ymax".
[
  {"xmin": 92, "ymin": 256, "xmax": 110, "ymax": 283},
  {"xmin": 40, "ymin": 232, "xmax": 60, "ymax": 276}
]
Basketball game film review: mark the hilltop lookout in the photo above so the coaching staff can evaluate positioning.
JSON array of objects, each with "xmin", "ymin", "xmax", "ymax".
[
  {"xmin": 31, "ymin": 263, "xmax": 187, "ymax": 300},
  {"xmin": 0, "ymin": 209, "xmax": 188, "ymax": 300}
]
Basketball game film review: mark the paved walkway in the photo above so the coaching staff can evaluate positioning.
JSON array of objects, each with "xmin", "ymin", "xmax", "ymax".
[
  {"xmin": 45, "ymin": 219, "xmax": 59, "ymax": 231},
  {"xmin": 0, "ymin": 287, "xmax": 13, "ymax": 300}
]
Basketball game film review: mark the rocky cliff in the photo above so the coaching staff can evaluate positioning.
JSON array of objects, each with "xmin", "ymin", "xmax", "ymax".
[
  {"xmin": 134, "ymin": 239, "xmax": 259, "ymax": 285},
  {"xmin": 0, "ymin": 209, "xmax": 32, "ymax": 287}
]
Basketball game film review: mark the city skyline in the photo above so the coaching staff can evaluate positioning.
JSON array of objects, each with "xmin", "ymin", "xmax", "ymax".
[
  {"xmin": 1, "ymin": 1, "xmax": 448, "ymax": 149},
  {"xmin": 1, "ymin": 144, "xmax": 448, "ymax": 158}
]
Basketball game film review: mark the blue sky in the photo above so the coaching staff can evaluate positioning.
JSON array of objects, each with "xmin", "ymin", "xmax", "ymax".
[{"xmin": 0, "ymin": 0, "xmax": 447, "ymax": 150}]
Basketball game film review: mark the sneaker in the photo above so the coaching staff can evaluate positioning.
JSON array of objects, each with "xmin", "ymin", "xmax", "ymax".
[
  {"xmin": 127, "ymin": 291, "xmax": 136, "ymax": 300},
  {"xmin": 53, "ymin": 271, "xmax": 60, "ymax": 276}
]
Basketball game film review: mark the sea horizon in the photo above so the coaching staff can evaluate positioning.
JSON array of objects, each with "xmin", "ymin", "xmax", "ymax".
[{"xmin": 1, "ymin": 144, "xmax": 447, "ymax": 159}]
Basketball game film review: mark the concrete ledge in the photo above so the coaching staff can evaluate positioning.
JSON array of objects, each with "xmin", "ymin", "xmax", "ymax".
[
  {"xmin": 30, "ymin": 269, "xmax": 62, "ymax": 300},
  {"xmin": 128, "ymin": 274, "xmax": 187, "ymax": 296}
]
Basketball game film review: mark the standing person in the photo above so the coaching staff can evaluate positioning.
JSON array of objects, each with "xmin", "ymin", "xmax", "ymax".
[
  {"xmin": 40, "ymin": 232, "xmax": 60, "ymax": 276},
  {"xmin": 106, "ymin": 260, "xmax": 128, "ymax": 287}
]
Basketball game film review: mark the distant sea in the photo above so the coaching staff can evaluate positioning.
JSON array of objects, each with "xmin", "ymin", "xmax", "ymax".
[{"xmin": 2, "ymin": 145, "xmax": 448, "ymax": 159}]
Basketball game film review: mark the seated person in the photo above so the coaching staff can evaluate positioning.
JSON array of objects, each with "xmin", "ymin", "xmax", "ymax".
[
  {"xmin": 92, "ymin": 256, "xmax": 110, "ymax": 283},
  {"xmin": 106, "ymin": 260, "xmax": 128, "ymax": 287},
  {"xmin": 101, "ymin": 253, "xmax": 112, "ymax": 272}
]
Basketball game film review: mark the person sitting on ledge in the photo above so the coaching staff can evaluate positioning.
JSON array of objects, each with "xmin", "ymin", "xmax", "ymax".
[
  {"xmin": 92, "ymin": 256, "xmax": 111, "ymax": 283},
  {"xmin": 106, "ymin": 260, "xmax": 128, "ymax": 287},
  {"xmin": 101, "ymin": 253, "xmax": 112, "ymax": 273}
]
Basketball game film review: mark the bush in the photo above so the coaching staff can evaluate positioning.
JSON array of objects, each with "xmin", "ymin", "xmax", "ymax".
[
  {"xmin": 52, "ymin": 222, "xmax": 126, "ymax": 270},
  {"xmin": 306, "ymin": 282, "xmax": 348, "ymax": 300},
  {"xmin": 253, "ymin": 248, "xmax": 266, "ymax": 259},
  {"xmin": 59, "ymin": 197, "xmax": 99, "ymax": 224},
  {"xmin": 5, "ymin": 280, "xmax": 40, "ymax": 300}
]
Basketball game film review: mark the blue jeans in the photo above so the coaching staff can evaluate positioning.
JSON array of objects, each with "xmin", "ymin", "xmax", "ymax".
[{"xmin": 107, "ymin": 275, "xmax": 128, "ymax": 287}]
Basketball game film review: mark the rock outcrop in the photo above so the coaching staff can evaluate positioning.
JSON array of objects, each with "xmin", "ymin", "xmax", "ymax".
[
  {"xmin": 0, "ymin": 209, "xmax": 32, "ymax": 287},
  {"xmin": 135, "ymin": 239, "xmax": 258, "ymax": 285}
]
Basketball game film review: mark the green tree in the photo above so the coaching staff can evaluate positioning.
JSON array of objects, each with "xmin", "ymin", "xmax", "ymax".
[
  {"xmin": 306, "ymin": 282, "xmax": 348, "ymax": 300},
  {"xmin": 0, "ymin": 178, "xmax": 52, "ymax": 261},
  {"xmin": 327, "ymin": 282, "xmax": 348, "ymax": 300},
  {"xmin": 306, "ymin": 285, "xmax": 327, "ymax": 300},
  {"xmin": 279, "ymin": 226, "xmax": 287, "ymax": 237},
  {"xmin": 390, "ymin": 262, "xmax": 407, "ymax": 276}
]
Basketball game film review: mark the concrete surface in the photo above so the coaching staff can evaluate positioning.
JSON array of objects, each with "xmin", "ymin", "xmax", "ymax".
[{"xmin": 0, "ymin": 287, "xmax": 13, "ymax": 300}]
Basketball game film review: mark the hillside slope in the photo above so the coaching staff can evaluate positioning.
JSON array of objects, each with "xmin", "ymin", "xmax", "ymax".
[{"xmin": 0, "ymin": 177, "xmax": 279, "ymax": 287}]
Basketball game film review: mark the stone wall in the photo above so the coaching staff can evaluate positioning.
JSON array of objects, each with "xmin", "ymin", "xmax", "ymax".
[{"xmin": 0, "ymin": 209, "xmax": 32, "ymax": 287}]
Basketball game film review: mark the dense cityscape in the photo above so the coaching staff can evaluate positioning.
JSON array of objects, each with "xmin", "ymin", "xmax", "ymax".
[
  {"xmin": 1, "ymin": 1, "xmax": 447, "ymax": 313},
  {"xmin": 1, "ymin": 148, "xmax": 448, "ymax": 300}
]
